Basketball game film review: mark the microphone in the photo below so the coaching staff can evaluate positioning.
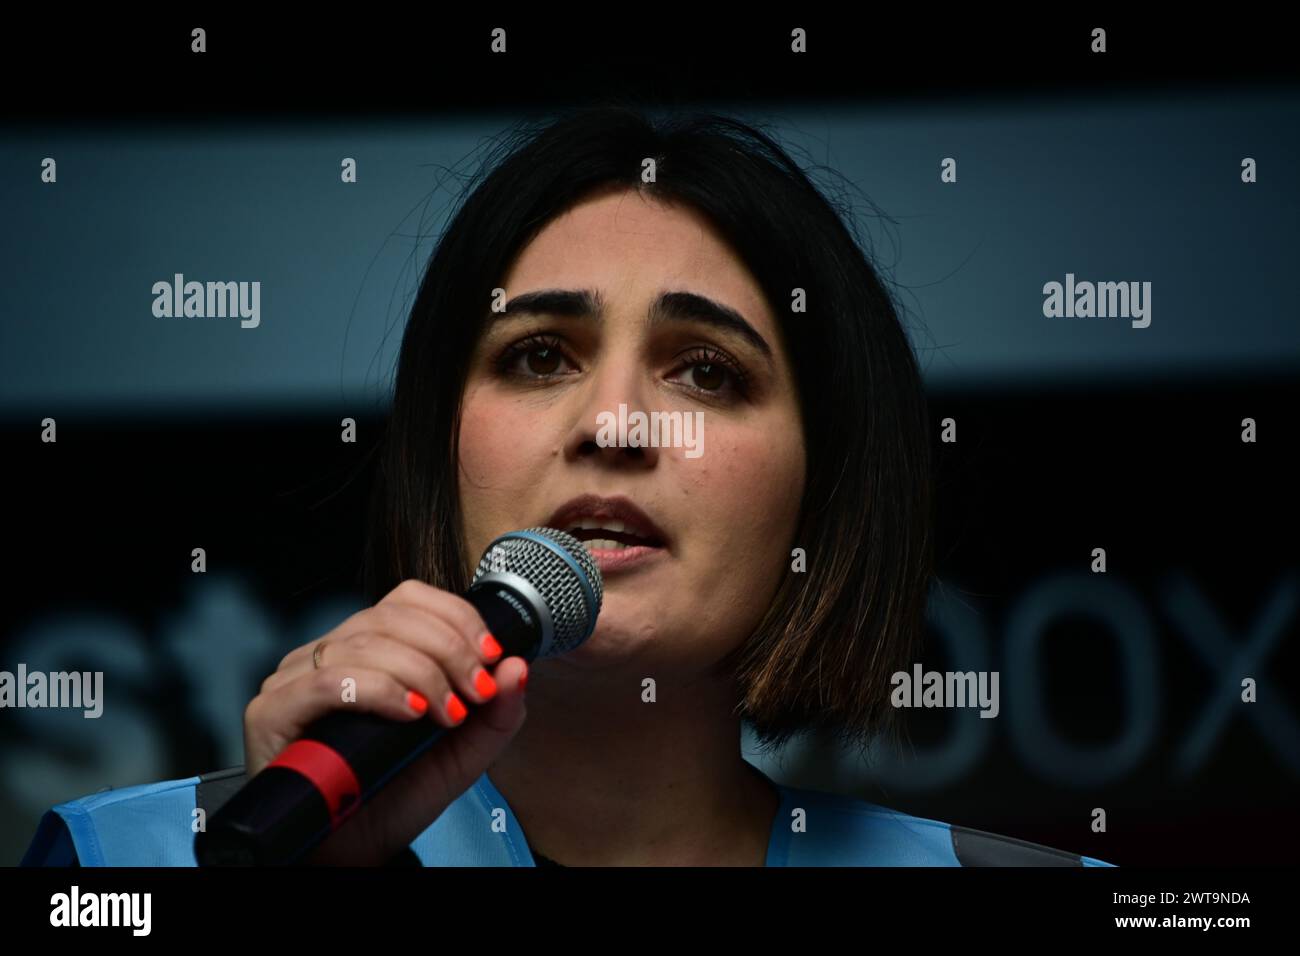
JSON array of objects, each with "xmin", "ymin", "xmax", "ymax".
[{"xmin": 194, "ymin": 527, "xmax": 603, "ymax": 866}]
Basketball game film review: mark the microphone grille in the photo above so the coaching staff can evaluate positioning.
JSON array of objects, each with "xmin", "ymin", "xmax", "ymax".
[{"xmin": 470, "ymin": 527, "xmax": 604, "ymax": 654}]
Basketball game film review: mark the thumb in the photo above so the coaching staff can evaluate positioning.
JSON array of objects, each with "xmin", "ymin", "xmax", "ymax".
[
  {"xmin": 441, "ymin": 655, "xmax": 529, "ymax": 779},
  {"xmin": 306, "ymin": 657, "xmax": 529, "ymax": 865},
  {"xmin": 403, "ymin": 655, "xmax": 529, "ymax": 805}
]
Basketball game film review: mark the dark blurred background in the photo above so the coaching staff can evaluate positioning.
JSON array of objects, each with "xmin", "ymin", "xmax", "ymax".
[{"xmin": 2, "ymin": 13, "xmax": 1297, "ymax": 867}]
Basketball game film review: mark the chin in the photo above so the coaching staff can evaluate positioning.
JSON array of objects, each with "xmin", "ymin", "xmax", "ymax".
[{"xmin": 545, "ymin": 614, "xmax": 665, "ymax": 670}]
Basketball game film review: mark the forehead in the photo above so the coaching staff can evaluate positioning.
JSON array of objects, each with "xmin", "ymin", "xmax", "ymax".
[{"xmin": 501, "ymin": 188, "xmax": 777, "ymax": 340}]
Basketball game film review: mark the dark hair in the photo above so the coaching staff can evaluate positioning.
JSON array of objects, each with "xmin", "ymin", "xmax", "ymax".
[{"xmin": 362, "ymin": 104, "xmax": 934, "ymax": 757}]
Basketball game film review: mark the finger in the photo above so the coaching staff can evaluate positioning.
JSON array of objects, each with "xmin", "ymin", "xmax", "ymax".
[
  {"xmin": 271, "ymin": 624, "xmax": 493, "ymax": 719},
  {"xmin": 361, "ymin": 603, "xmax": 500, "ymax": 705},
  {"xmin": 273, "ymin": 606, "xmax": 374, "ymax": 673},
  {"xmin": 294, "ymin": 657, "xmax": 530, "ymax": 867},
  {"xmin": 262, "ymin": 608, "xmax": 499, "ymax": 712},
  {"xmin": 245, "ymin": 666, "xmax": 434, "ymax": 776},
  {"xmin": 382, "ymin": 580, "xmax": 501, "ymax": 661},
  {"xmin": 362, "ymin": 656, "xmax": 530, "ymax": 840},
  {"xmin": 270, "ymin": 582, "xmax": 499, "ymax": 689}
]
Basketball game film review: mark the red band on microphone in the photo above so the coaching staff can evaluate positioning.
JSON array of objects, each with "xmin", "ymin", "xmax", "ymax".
[{"xmin": 267, "ymin": 739, "xmax": 362, "ymax": 830}]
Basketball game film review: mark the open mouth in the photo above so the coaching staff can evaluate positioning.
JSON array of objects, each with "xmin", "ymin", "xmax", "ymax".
[
  {"xmin": 564, "ymin": 520, "xmax": 665, "ymax": 552},
  {"xmin": 545, "ymin": 494, "xmax": 671, "ymax": 570}
]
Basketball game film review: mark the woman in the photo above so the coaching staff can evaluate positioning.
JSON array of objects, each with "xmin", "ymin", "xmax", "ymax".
[{"xmin": 22, "ymin": 106, "xmax": 1110, "ymax": 867}]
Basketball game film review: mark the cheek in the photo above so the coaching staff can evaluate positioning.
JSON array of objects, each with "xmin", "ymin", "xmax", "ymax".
[
  {"xmin": 666, "ymin": 425, "xmax": 803, "ymax": 659},
  {"xmin": 457, "ymin": 391, "xmax": 507, "ymax": 488},
  {"xmin": 458, "ymin": 389, "xmax": 563, "ymax": 568},
  {"xmin": 674, "ymin": 424, "xmax": 803, "ymax": 635},
  {"xmin": 458, "ymin": 388, "xmax": 556, "ymax": 492},
  {"xmin": 685, "ymin": 426, "xmax": 804, "ymax": 546}
]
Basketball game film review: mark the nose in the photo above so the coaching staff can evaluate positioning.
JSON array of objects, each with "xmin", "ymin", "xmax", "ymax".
[{"xmin": 562, "ymin": 352, "xmax": 660, "ymax": 470}]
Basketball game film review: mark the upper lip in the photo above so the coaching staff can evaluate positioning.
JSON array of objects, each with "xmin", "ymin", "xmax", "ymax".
[{"xmin": 546, "ymin": 494, "xmax": 670, "ymax": 548}]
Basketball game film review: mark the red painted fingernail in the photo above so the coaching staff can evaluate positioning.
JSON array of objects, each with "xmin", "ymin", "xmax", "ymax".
[
  {"xmin": 406, "ymin": 690, "xmax": 428, "ymax": 715},
  {"xmin": 519, "ymin": 662, "xmax": 528, "ymax": 692},
  {"xmin": 446, "ymin": 692, "xmax": 467, "ymax": 723},
  {"xmin": 481, "ymin": 633, "xmax": 502, "ymax": 659},
  {"xmin": 474, "ymin": 667, "xmax": 498, "ymax": 699}
]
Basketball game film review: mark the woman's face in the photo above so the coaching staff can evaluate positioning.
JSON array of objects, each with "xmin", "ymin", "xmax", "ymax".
[{"xmin": 457, "ymin": 186, "xmax": 806, "ymax": 681}]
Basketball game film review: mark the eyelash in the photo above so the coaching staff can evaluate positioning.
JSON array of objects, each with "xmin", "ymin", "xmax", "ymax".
[{"xmin": 493, "ymin": 333, "xmax": 752, "ymax": 399}]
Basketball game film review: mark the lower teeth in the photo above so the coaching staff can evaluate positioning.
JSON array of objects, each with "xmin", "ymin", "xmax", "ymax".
[{"xmin": 585, "ymin": 539, "xmax": 629, "ymax": 551}]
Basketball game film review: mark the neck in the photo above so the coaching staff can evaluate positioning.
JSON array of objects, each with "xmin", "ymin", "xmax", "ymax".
[{"xmin": 486, "ymin": 661, "xmax": 781, "ymax": 866}]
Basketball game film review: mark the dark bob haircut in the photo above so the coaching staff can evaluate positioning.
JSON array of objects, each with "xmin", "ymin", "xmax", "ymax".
[{"xmin": 362, "ymin": 104, "xmax": 934, "ymax": 757}]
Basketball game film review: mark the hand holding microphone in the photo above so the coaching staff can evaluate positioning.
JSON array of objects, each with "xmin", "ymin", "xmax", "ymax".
[
  {"xmin": 240, "ymin": 582, "xmax": 526, "ymax": 867},
  {"xmin": 196, "ymin": 527, "xmax": 603, "ymax": 866}
]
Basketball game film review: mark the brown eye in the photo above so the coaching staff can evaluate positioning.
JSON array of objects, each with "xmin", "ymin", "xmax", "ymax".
[
  {"xmin": 668, "ymin": 348, "xmax": 749, "ymax": 401},
  {"xmin": 691, "ymin": 363, "xmax": 725, "ymax": 391},
  {"xmin": 527, "ymin": 347, "xmax": 561, "ymax": 375}
]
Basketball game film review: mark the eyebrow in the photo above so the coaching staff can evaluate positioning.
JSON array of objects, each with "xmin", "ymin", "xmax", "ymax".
[{"xmin": 493, "ymin": 288, "xmax": 773, "ymax": 359}]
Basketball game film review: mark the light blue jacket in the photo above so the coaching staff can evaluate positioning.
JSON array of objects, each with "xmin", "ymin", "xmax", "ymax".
[{"xmin": 22, "ymin": 762, "xmax": 1114, "ymax": 867}]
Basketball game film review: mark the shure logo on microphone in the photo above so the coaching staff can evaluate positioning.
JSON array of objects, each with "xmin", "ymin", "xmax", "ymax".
[
  {"xmin": 151, "ymin": 274, "xmax": 261, "ymax": 328},
  {"xmin": 50, "ymin": 886, "xmax": 151, "ymax": 936},
  {"xmin": 595, "ymin": 403, "xmax": 704, "ymax": 459},
  {"xmin": 495, "ymin": 588, "xmax": 534, "ymax": 627}
]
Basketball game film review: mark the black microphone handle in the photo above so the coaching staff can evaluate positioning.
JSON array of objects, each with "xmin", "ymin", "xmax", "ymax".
[{"xmin": 194, "ymin": 577, "xmax": 545, "ymax": 866}]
